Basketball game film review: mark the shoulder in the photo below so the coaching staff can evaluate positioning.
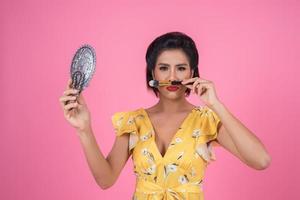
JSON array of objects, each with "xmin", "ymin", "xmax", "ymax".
[
  {"xmin": 111, "ymin": 108, "xmax": 143, "ymax": 137},
  {"xmin": 111, "ymin": 108, "xmax": 142, "ymax": 117},
  {"xmin": 194, "ymin": 105, "xmax": 220, "ymax": 121},
  {"xmin": 111, "ymin": 108, "xmax": 144, "ymax": 127},
  {"xmin": 192, "ymin": 105, "xmax": 221, "ymax": 140},
  {"xmin": 194, "ymin": 105, "xmax": 214, "ymax": 113}
]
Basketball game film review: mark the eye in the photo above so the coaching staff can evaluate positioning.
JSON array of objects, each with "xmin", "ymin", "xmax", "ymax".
[
  {"xmin": 178, "ymin": 67, "xmax": 186, "ymax": 71},
  {"xmin": 159, "ymin": 66, "xmax": 168, "ymax": 71}
]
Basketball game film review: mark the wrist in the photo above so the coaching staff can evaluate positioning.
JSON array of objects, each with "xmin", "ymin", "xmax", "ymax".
[
  {"xmin": 76, "ymin": 125, "xmax": 93, "ymax": 137},
  {"xmin": 209, "ymin": 101, "xmax": 225, "ymax": 112}
]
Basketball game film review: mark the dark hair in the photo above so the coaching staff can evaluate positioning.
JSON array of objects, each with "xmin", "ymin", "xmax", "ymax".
[{"xmin": 146, "ymin": 31, "xmax": 200, "ymax": 97}]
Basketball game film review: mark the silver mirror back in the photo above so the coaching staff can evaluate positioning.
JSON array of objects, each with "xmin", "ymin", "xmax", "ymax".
[{"xmin": 70, "ymin": 44, "xmax": 96, "ymax": 92}]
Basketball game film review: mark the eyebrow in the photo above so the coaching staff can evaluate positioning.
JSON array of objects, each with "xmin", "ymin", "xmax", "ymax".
[{"xmin": 157, "ymin": 63, "xmax": 188, "ymax": 67}]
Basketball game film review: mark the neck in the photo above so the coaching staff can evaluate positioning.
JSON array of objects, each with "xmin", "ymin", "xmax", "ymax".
[{"xmin": 155, "ymin": 95, "xmax": 192, "ymax": 113}]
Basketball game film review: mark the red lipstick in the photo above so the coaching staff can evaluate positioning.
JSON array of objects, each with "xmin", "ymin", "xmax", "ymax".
[{"xmin": 166, "ymin": 86, "xmax": 179, "ymax": 91}]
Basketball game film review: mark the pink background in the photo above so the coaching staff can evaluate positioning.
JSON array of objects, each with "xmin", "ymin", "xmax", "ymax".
[{"xmin": 1, "ymin": 0, "xmax": 299, "ymax": 199}]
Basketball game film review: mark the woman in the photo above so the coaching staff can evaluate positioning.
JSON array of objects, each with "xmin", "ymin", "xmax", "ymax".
[{"xmin": 59, "ymin": 32, "xmax": 271, "ymax": 200}]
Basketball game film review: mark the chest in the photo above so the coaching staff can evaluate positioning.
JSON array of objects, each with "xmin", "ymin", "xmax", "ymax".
[{"xmin": 148, "ymin": 113, "xmax": 189, "ymax": 157}]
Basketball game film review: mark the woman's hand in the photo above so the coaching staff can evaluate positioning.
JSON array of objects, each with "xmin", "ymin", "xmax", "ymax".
[
  {"xmin": 182, "ymin": 77, "xmax": 221, "ymax": 108},
  {"xmin": 59, "ymin": 79, "xmax": 92, "ymax": 132}
]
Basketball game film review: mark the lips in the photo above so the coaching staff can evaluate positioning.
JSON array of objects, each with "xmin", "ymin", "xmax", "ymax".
[{"xmin": 166, "ymin": 86, "xmax": 179, "ymax": 91}]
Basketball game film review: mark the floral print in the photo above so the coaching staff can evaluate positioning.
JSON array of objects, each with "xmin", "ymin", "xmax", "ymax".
[
  {"xmin": 191, "ymin": 129, "xmax": 202, "ymax": 138},
  {"xmin": 140, "ymin": 131, "xmax": 153, "ymax": 141},
  {"xmin": 178, "ymin": 175, "xmax": 189, "ymax": 184},
  {"xmin": 111, "ymin": 105, "xmax": 221, "ymax": 200}
]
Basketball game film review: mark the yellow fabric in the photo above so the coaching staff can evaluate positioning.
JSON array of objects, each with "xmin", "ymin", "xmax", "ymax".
[{"xmin": 111, "ymin": 106, "xmax": 221, "ymax": 200}]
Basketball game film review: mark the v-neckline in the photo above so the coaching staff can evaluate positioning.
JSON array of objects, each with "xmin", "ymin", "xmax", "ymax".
[{"xmin": 140, "ymin": 107, "xmax": 197, "ymax": 160}]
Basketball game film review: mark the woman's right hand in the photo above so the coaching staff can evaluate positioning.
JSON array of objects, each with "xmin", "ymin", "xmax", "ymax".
[{"xmin": 59, "ymin": 79, "xmax": 92, "ymax": 132}]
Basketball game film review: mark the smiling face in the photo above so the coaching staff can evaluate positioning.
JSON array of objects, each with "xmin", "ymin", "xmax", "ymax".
[{"xmin": 152, "ymin": 49, "xmax": 194, "ymax": 99}]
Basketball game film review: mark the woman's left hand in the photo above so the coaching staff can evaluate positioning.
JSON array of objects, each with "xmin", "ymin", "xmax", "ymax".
[{"xmin": 182, "ymin": 77, "xmax": 221, "ymax": 108}]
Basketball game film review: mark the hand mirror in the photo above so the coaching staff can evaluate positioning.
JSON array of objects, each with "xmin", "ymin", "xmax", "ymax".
[{"xmin": 70, "ymin": 44, "xmax": 96, "ymax": 93}]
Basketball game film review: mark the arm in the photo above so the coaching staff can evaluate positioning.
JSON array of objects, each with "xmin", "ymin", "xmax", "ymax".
[
  {"xmin": 77, "ymin": 127, "xmax": 131, "ymax": 189},
  {"xmin": 211, "ymin": 102, "xmax": 272, "ymax": 170},
  {"xmin": 59, "ymin": 81, "xmax": 130, "ymax": 189}
]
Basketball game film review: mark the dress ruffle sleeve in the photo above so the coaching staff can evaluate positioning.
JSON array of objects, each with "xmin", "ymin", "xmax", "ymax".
[
  {"xmin": 111, "ymin": 111, "xmax": 139, "ymax": 153},
  {"xmin": 194, "ymin": 106, "xmax": 221, "ymax": 164}
]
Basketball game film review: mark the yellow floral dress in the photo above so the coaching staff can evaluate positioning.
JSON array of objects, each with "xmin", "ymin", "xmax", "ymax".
[{"xmin": 111, "ymin": 105, "xmax": 221, "ymax": 200}]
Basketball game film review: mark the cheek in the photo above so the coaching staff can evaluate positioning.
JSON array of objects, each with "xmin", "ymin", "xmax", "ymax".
[
  {"xmin": 178, "ymin": 71, "xmax": 192, "ymax": 79},
  {"xmin": 154, "ymin": 70, "xmax": 168, "ymax": 80},
  {"xmin": 157, "ymin": 74, "xmax": 169, "ymax": 80}
]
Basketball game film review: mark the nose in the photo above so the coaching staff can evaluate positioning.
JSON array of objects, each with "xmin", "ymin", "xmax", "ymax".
[{"xmin": 168, "ymin": 67, "xmax": 178, "ymax": 81}]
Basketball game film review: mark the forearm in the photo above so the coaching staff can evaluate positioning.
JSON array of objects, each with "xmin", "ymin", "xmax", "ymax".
[
  {"xmin": 211, "ymin": 102, "xmax": 271, "ymax": 169},
  {"xmin": 77, "ymin": 127, "xmax": 114, "ymax": 189}
]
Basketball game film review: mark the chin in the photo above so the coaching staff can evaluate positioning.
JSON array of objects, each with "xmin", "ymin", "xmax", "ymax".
[{"xmin": 160, "ymin": 90, "xmax": 185, "ymax": 99}]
